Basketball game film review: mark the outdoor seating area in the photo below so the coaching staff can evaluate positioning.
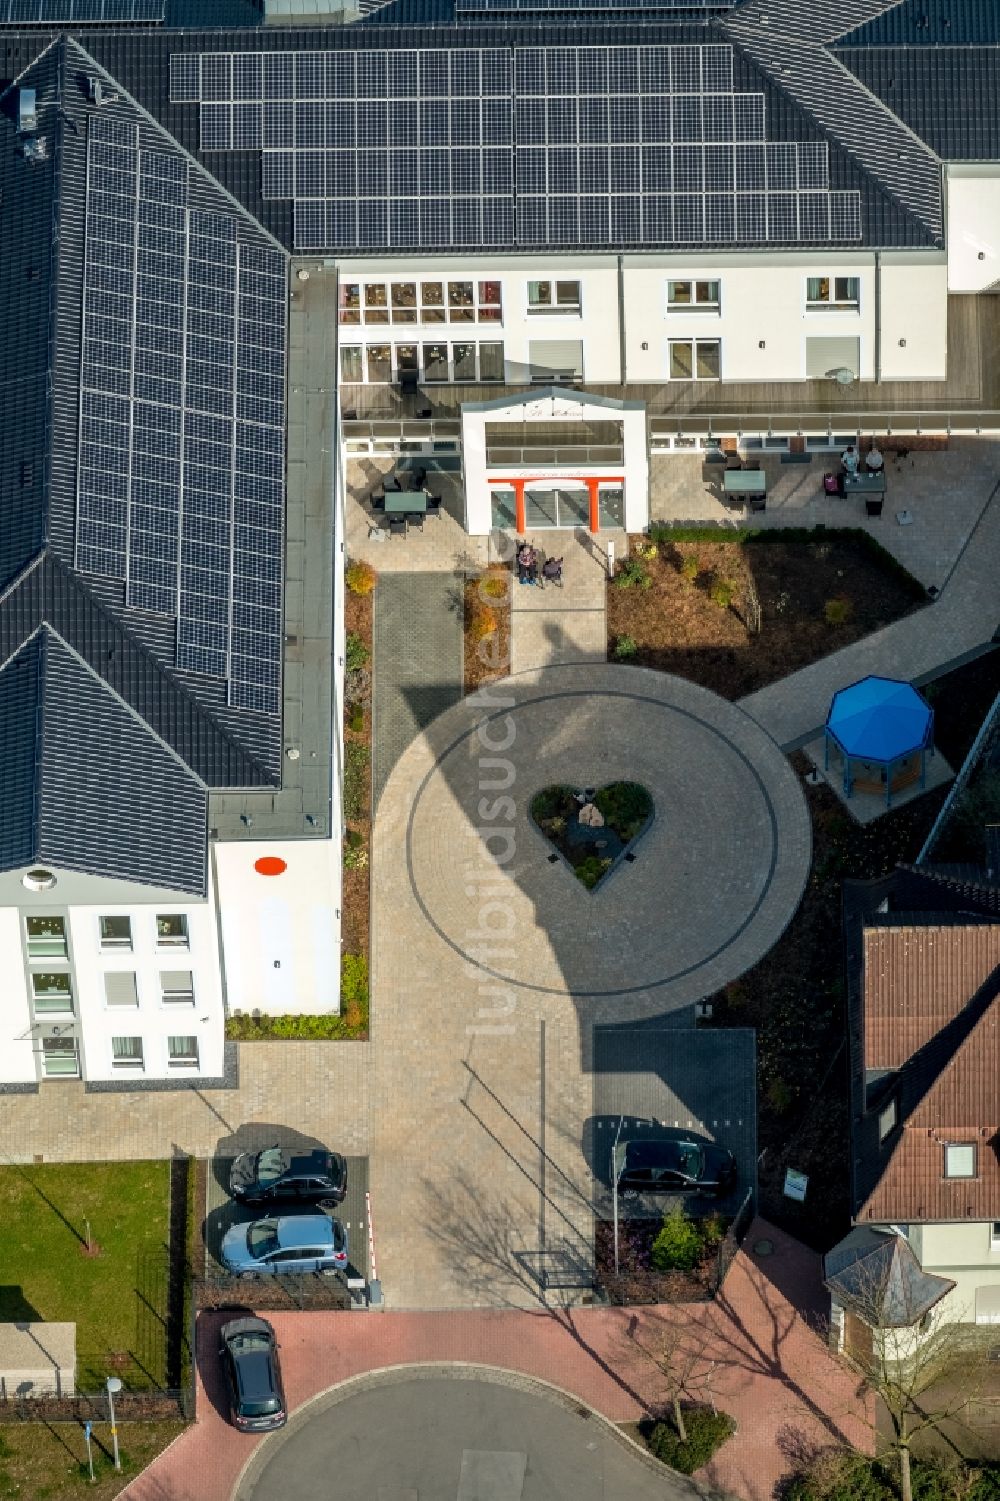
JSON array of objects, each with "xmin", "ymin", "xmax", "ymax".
[{"xmin": 369, "ymin": 465, "xmax": 444, "ymax": 538}]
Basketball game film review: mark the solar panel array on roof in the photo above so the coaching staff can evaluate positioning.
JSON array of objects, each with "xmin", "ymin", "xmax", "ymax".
[
  {"xmin": 0, "ymin": 0, "xmax": 162, "ymax": 21},
  {"xmin": 169, "ymin": 43, "xmax": 862, "ymax": 251},
  {"xmin": 78, "ymin": 110, "xmax": 286, "ymax": 718},
  {"xmin": 456, "ymin": 0, "xmax": 736, "ymax": 10}
]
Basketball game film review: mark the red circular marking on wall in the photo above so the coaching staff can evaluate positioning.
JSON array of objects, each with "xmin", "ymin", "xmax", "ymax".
[{"xmin": 254, "ymin": 856, "xmax": 287, "ymax": 876}]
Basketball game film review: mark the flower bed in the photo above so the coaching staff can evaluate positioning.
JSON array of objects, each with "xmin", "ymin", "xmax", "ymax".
[
  {"xmin": 464, "ymin": 564, "xmax": 512, "ymax": 694},
  {"xmin": 342, "ymin": 577, "xmax": 373, "ymax": 969},
  {"xmin": 594, "ymin": 1210, "xmax": 731, "ymax": 1304},
  {"xmin": 530, "ymin": 782, "xmax": 653, "ymax": 890}
]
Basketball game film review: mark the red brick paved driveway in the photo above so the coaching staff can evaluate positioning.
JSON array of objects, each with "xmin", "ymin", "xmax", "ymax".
[{"xmin": 121, "ymin": 1221, "xmax": 872, "ymax": 1501}]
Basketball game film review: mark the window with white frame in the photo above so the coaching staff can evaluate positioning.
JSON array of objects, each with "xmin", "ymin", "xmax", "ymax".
[
  {"xmin": 806, "ymin": 433, "xmax": 858, "ymax": 451},
  {"xmin": 31, "ymin": 972, "xmax": 74, "ymax": 1014},
  {"xmin": 156, "ymin": 914, "xmax": 189, "ymax": 948},
  {"xmin": 104, "ymin": 972, "xmax": 139, "ymax": 1007},
  {"xmin": 527, "ymin": 280, "xmax": 581, "ymax": 316},
  {"xmin": 342, "ymin": 342, "xmax": 504, "ymax": 385},
  {"xmin": 99, "ymin": 916, "xmax": 132, "ymax": 951},
  {"xmin": 25, "ymin": 915, "xmax": 67, "ymax": 960},
  {"xmin": 667, "ymin": 280, "xmax": 720, "ymax": 311},
  {"xmin": 943, "ymin": 1142, "xmax": 977, "ymax": 1179},
  {"xmin": 111, "ymin": 1035, "xmax": 144, "ymax": 1069},
  {"xmin": 167, "ymin": 1035, "xmax": 199, "ymax": 1069},
  {"xmin": 806, "ymin": 276, "xmax": 860, "ymax": 309},
  {"xmin": 160, "ymin": 970, "xmax": 195, "ymax": 1004},
  {"xmin": 669, "ymin": 340, "xmax": 721, "ymax": 381},
  {"xmin": 339, "ymin": 279, "xmax": 502, "ymax": 326}
]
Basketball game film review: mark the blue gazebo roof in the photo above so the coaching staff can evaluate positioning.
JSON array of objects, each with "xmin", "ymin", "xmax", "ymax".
[{"xmin": 826, "ymin": 676, "xmax": 933, "ymax": 764}]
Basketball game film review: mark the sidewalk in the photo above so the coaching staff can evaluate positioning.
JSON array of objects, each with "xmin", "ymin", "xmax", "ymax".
[{"xmin": 120, "ymin": 1219, "xmax": 872, "ymax": 1501}]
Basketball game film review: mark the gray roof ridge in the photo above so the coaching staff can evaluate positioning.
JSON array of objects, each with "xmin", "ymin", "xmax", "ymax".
[
  {"xmin": 33, "ymin": 617, "xmax": 210, "ymax": 791},
  {"xmin": 724, "ymin": 20, "xmax": 944, "ymax": 244},
  {"xmin": 0, "ymin": 550, "xmax": 47, "ymax": 611},
  {"xmin": 62, "ymin": 34, "xmax": 288, "ymax": 257},
  {"xmin": 43, "ymin": 553, "xmax": 275, "ymax": 787},
  {"xmin": 730, "ymin": 0, "xmax": 906, "ymax": 46}
]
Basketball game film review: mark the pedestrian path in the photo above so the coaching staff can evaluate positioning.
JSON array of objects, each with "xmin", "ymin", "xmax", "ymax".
[
  {"xmin": 510, "ymin": 530, "xmax": 609, "ymax": 673},
  {"xmin": 372, "ymin": 570, "xmax": 464, "ymax": 805},
  {"xmin": 739, "ymin": 480, "xmax": 1000, "ymax": 750}
]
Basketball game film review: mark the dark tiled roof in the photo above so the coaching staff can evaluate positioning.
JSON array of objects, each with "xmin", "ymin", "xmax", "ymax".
[
  {"xmin": 729, "ymin": 0, "xmax": 903, "ymax": 44},
  {"xmin": 0, "ymin": 626, "xmax": 208, "ymax": 892},
  {"xmin": 824, "ymin": 1227, "xmax": 955, "ymax": 1326},
  {"xmin": 836, "ymin": 0, "xmax": 1000, "ymax": 46},
  {"xmin": 835, "ymin": 46, "xmax": 1000, "ymax": 162}
]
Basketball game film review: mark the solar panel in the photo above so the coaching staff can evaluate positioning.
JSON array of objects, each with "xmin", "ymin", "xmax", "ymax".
[
  {"xmin": 0, "ymin": 0, "xmax": 162, "ymax": 21},
  {"xmin": 170, "ymin": 44, "xmax": 861, "ymax": 250},
  {"xmin": 78, "ymin": 112, "xmax": 286, "ymax": 717}
]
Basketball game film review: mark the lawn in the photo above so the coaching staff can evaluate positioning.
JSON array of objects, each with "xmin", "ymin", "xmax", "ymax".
[
  {"xmin": 0, "ymin": 1420, "xmax": 184, "ymax": 1500},
  {"xmin": 0, "ymin": 1162, "xmax": 172, "ymax": 1391}
]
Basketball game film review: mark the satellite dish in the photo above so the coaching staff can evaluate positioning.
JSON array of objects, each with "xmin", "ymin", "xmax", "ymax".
[{"xmin": 827, "ymin": 367, "xmax": 857, "ymax": 387}]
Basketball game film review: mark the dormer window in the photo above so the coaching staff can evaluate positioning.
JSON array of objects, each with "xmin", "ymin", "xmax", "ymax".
[
  {"xmin": 943, "ymin": 1142, "xmax": 977, "ymax": 1179},
  {"xmin": 878, "ymin": 1098, "xmax": 897, "ymax": 1144}
]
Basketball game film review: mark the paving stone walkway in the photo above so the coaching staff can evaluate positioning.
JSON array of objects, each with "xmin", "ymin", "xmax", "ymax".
[
  {"xmin": 738, "ymin": 478, "xmax": 1000, "ymax": 750},
  {"xmin": 372, "ymin": 571, "xmax": 464, "ymax": 805},
  {"xmin": 511, "ymin": 530, "xmax": 609, "ymax": 672}
]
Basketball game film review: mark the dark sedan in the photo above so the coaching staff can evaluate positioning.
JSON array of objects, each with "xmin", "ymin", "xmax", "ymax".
[
  {"xmin": 229, "ymin": 1145, "xmax": 347, "ymax": 1206},
  {"xmin": 613, "ymin": 1136, "xmax": 737, "ymax": 1198},
  {"xmin": 219, "ymin": 1316, "xmax": 287, "ymax": 1433}
]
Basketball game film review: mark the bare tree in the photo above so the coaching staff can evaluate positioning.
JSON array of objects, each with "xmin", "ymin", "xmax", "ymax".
[{"xmin": 620, "ymin": 1309, "xmax": 719, "ymax": 1444}]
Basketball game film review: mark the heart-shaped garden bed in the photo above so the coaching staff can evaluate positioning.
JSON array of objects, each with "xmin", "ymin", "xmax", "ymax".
[{"xmin": 530, "ymin": 782, "xmax": 654, "ymax": 891}]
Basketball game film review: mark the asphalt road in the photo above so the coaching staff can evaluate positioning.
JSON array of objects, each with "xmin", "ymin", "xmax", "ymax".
[{"xmin": 238, "ymin": 1371, "xmax": 701, "ymax": 1501}]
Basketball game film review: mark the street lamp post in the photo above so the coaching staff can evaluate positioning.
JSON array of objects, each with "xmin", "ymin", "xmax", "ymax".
[{"xmin": 105, "ymin": 1376, "xmax": 122, "ymax": 1471}]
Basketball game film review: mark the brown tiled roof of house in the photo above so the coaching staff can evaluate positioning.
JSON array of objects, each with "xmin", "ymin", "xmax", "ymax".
[
  {"xmin": 863, "ymin": 927, "xmax": 1000, "ymax": 1070},
  {"xmin": 859, "ymin": 925, "xmax": 1000, "ymax": 1223}
]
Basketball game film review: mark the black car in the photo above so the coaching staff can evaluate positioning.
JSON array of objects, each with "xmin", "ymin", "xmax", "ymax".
[
  {"xmin": 614, "ymin": 1137, "xmax": 737, "ymax": 1198},
  {"xmin": 219, "ymin": 1316, "xmax": 287, "ymax": 1432},
  {"xmin": 229, "ymin": 1144, "xmax": 347, "ymax": 1206}
]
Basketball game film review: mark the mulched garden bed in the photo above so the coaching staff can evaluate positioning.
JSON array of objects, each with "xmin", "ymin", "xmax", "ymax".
[
  {"xmin": 343, "ymin": 587, "xmax": 373, "ymax": 961},
  {"xmin": 607, "ymin": 531, "xmax": 925, "ymax": 700},
  {"xmin": 594, "ymin": 1218, "xmax": 726, "ymax": 1306},
  {"xmin": 464, "ymin": 564, "xmax": 512, "ymax": 693}
]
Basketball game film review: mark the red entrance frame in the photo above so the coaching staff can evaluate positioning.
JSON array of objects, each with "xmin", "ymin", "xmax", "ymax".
[{"xmin": 487, "ymin": 475, "xmax": 625, "ymax": 535}]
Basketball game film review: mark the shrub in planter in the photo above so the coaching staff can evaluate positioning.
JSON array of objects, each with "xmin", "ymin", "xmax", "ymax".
[
  {"xmin": 709, "ymin": 578, "xmax": 734, "ymax": 610},
  {"xmin": 680, "ymin": 555, "xmax": 700, "ymax": 582},
  {"xmin": 594, "ymin": 781, "xmax": 652, "ymax": 840},
  {"xmin": 345, "ymin": 560, "xmax": 377, "ymax": 595},
  {"xmin": 347, "ymin": 702, "xmax": 364, "ymax": 734},
  {"xmin": 647, "ymin": 1408, "xmax": 735, "ymax": 1475},
  {"xmin": 650, "ymin": 1204, "xmax": 704, "ymax": 1272},
  {"xmin": 574, "ymin": 854, "xmax": 613, "ymax": 890},
  {"xmin": 469, "ymin": 605, "xmax": 498, "ymax": 641},
  {"xmin": 824, "ymin": 595, "xmax": 854, "ymax": 626},
  {"xmin": 343, "ymin": 844, "xmax": 368, "ymax": 871},
  {"xmin": 616, "ymin": 557, "xmax": 651, "ymax": 590},
  {"xmin": 345, "ymin": 666, "xmax": 371, "ymax": 707},
  {"xmin": 614, "ymin": 634, "xmax": 638, "ymax": 660},
  {"xmin": 480, "ymin": 572, "xmax": 509, "ymax": 601},
  {"xmin": 346, "ymin": 631, "xmax": 369, "ymax": 670},
  {"xmin": 343, "ymin": 742, "xmax": 370, "ymax": 822}
]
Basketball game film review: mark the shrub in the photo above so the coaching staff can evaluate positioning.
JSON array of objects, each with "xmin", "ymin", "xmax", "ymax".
[
  {"xmin": 615, "ymin": 557, "xmax": 650, "ymax": 590},
  {"xmin": 345, "ymin": 828, "xmax": 363, "ymax": 850},
  {"xmin": 480, "ymin": 572, "xmax": 509, "ymax": 601},
  {"xmin": 709, "ymin": 578, "xmax": 734, "ymax": 610},
  {"xmin": 594, "ymin": 781, "xmax": 652, "ymax": 840},
  {"xmin": 766, "ymin": 1076, "xmax": 795, "ymax": 1114},
  {"xmin": 345, "ymin": 631, "xmax": 369, "ymax": 670},
  {"xmin": 343, "ymin": 844, "xmax": 368, "ymax": 871},
  {"xmin": 469, "ymin": 605, "xmax": 498, "ymax": 641},
  {"xmin": 341, "ymin": 952, "xmax": 369, "ymax": 1008},
  {"xmin": 647, "ymin": 1409, "xmax": 736, "ymax": 1475},
  {"xmin": 783, "ymin": 1452, "xmax": 898, "ymax": 1501},
  {"xmin": 345, "ymin": 559, "xmax": 377, "ymax": 595},
  {"xmin": 614, "ymin": 634, "xmax": 638, "ymax": 660},
  {"xmin": 824, "ymin": 595, "xmax": 854, "ymax": 626},
  {"xmin": 680, "ymin": 555, "xmax": 700, "ymax": 582},
  {"xmin": 344, "ymin": 666, "xmax": 371, "ymax": 707},
  {"xmin": 531, "ymin": 786, "xmax": 574, "ymax": 823},
  {"xmin": 650, "ymin": 1204, "xmax": 704, "ymax": 1272},
  {"xmin": 343, "ymin": 742, "xmax": 370, "ymax": 822},
  {"xmin": 636, "ymin": 541, "xmax": 658, "ymax": 560},
  {"xmin": 574, "ymin": 855, "xmax": 613, "ymax": 890},
  {"xmin": 347, "ymin": 702, "xmax": 364, "ymax": 734}
]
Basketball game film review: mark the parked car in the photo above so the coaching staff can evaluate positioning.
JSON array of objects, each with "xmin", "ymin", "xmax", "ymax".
[
  {"xmin": 219, "ymin": 1316, "xmax": 287, "ymax": 1433},
  {"xmin": 229, "ymin": 1144, "xmax": 347, "ymax": 1206},
  {"xmin": 221, "ymin": 1213, "xmax": 349, "ymax": 1277},
  {"xmin": 614, "ymin": 1136, "xmax": 737, "ymax": 1198}
]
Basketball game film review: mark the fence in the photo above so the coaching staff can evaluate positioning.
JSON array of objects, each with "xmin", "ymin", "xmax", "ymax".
[
  {"xmin": 192, "ymin": 1272, "xmax": 351, "ymax": 1313},
  {"xmin": 0, "ymin": 1386, "xmax": 188, "ymax": 1423},
  {"xmin": 917, "ymin": 687, "xmax": 1000, "ymax": 865}
]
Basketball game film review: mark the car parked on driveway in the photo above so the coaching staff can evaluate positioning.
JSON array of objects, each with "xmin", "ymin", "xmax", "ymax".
[
  {"xmin": 221, "ymin": 1213, "xmax": 349, "ymax": 1277},
  {"xmin": 229, "ymin": 1145, "xmax": 347, "ymax": 1206},
  {"xmin": 219, "ymin": 1316, "xmax": 287, "ymax": 1432},
  {"xmin": 614, "ymin": 1136, "xmax": 737, "ymax": 1198}
]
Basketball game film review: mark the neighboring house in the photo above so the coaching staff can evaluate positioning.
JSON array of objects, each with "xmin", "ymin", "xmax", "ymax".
[{"xmin": 828, "ymin": 863, "xmax": 1000, "ymax": 1353}]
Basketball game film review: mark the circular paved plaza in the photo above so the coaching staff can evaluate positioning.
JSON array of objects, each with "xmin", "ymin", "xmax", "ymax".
[{"xmin": 384, "ymin": 663, "xmax": 811, "ymax": 1019}]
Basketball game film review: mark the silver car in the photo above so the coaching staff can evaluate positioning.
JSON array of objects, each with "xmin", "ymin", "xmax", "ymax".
[{"xmin": 221, "ymin": 1213, "xmax": 348, "ymax": 1277}]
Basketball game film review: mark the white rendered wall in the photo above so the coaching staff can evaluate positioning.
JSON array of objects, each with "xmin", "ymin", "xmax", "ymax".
[
  {"xmin": 214, "ymin": 839, "xmax": 340, "ymax": 1016},
  {"xmin": 947, "ymin": 165, "xmax": 1000, "ymax": 292},
  {"xmin": 895, "ymin": 1222, "xmax": 1000, "ymax": 1328},
  {"xmin": 0, "ymin": 908, "xmax": 37, "ymax": 1083},
  {"xmin": 878, "ymin": 254, "xmax": 948, "ymax": 380}
]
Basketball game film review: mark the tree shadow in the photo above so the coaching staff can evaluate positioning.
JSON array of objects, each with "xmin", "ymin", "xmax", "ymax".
[{"xmin": 9, "ymin": 1163, "xmax": 86, "ymax": 1247}]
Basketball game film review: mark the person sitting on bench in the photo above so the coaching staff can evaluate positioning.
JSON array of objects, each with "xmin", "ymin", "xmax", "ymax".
[{"xmin": 865, "ymin": 443, "xmax": 884, "ymax": 474}]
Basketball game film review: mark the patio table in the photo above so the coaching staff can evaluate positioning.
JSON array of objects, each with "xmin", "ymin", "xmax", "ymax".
[
  {"xmin": 383, "ymin": 488, "xmax": 427, "ymax": 515},
  {"xmin": 723, "ymin": 470, "xmax": 767, "ymax": 497}
]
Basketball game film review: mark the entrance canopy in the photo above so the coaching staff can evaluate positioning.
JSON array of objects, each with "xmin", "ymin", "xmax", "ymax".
[{"xmin": 826, "ymin": 677, "xmax": 933, "ymax": 763}]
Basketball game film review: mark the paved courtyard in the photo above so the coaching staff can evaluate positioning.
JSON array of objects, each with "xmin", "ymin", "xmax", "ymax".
[{"xmin": 370, "ymin": 662, "xmax": 810, "ymax": 1306}]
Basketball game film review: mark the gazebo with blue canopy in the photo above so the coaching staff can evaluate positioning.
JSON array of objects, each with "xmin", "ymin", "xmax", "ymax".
[{"xmin": 824, "ymin": 676, "xmax": 934, "ymax": 809}]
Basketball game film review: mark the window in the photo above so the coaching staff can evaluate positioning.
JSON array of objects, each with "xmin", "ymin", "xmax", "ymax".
[
  {"xmin": 806, "ymin": 433, "xmax": 858, "ymax": 451},
  {"xmin": 878, "ymin": 1098, "xmax": 897, "ymax": 1143},
  {"xmin": 366, "ymin": 345, "xmax": 391, "ymax": 383},
  {"xmin": 338, "ymin": 282, "xmax": 361, "ymax": 325},
  {"xmin": 422, "ymin": 343, "xmax": 449, "ymax": 383},
  {"xmin": 806, "ymin": 276, "xmax": 860, "ymax": 308},
  {"xmin": 26, "ymin": 916, "xmax": 67, "ymax": 960},
  {"xmin": 341, "ymin": 280, "xmax": 502, "ymax": 326},
  {"xmin": 339, "ymin": 346, "xmax": 362, "ymax": 383},
  {"xmin": 104, "ymin": 972, "xmax": 138, "ymax": 1007},
  {"xmin": 669, "ymin": 340, "xmax": 721, "ymax": 381},
  {"xmin": 990, "ymin": 1222, "xmax": 1000, "ymax": 1252},
  {"xmin": 420, "ymin": 281, "xmax": 446, "ymax": 323},
  {"xmin": 668, "ymin": 280, "xmax": 720, "ymax": 311},
  {"xmin": 944, "ymin": 1142, "xmax": 977, "ymax": 1179},
  {"xmin": 99, "ymin": 916, "xmax": 132, "ymax": 951},
  {"xmin": 167, "ymin": 1035, "xmax": 199, "ymax": 1068},
  {"xmin": 390, "ymin": 281, "xmax": 417, "ymax": 323},
  {"xmin": 479, "ymin": 342, "xmax": 504, "ymax": 382},
  {"xmin": 395, "ymin": 344, "xmax": 418, "ymax": 376},
  {"xmin": 111, "ymin": 1035, "xmax": 144, "ymax": 1069},
  {"xmin": 528, "ymin": 280, "xmax": 581, "ymax": 315},
  {"xmin": 160, "ymin": 970, "xmax": 195, "ymax": 1004},
  {"xmin": 157, "ymin": 914, "xmax": 189, "ymax": 948},
  {"xmin": 478, "ymin": 280, "xmax": 502, "ymax": 322},
  {"xmin": 447, "ymin": 281, "xmax": 475, "ymax": 322},
  {"xmin": 453, "ymin": 343, "xmax": 476, "ymax": 382},
  {"xmin": 41, "ymin": 1037, "xmax": 79, "ymax": 1078},
  {"xmin": 32, "ymin": 972, "xmax": 73, "ymax": 1014},
  {"xmin": 363, "ymin": 283, "xmax": 389, "ymax": 324}
]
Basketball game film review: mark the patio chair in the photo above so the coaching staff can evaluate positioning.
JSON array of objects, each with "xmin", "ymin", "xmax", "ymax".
[
  {"xmin": 425, "ymin": 497, "xmax": 443, "ymax": 519},
  {"xmin": 388, "ymin": 516, "xmax": 407, "ymax": 538},
  {"xmin": 370, "ymin": 490, "xmax": 385, "ymax": 510},
  {"xmin": 406, "ymin": 512, "xmax": 425, "ymax": 532}
]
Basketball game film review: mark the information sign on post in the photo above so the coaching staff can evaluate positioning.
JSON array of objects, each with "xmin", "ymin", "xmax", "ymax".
[{"xmin": 783, "ymin": 1168, "xmax": 808, "ymax": 1203}]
